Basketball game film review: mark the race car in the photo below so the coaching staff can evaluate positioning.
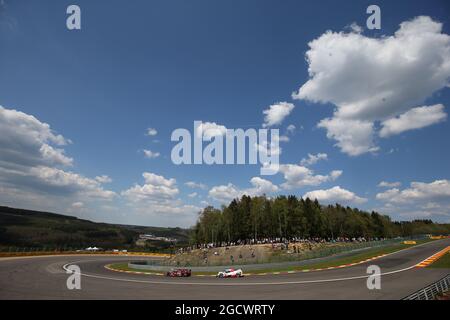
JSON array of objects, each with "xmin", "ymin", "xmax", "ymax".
[
  {"xmin": 166, "ymin": 268, "xmax": 192, "ymax": 277},
  {"xmin": 216, "ymin": 268, "xmax": 244, "ymax": 278}
]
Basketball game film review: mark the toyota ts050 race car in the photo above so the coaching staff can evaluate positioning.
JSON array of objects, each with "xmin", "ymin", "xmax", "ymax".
[
  {"xmin": 216, "ymin": 268, "xmax": 244, "ymax": 278},
  {"xmin": 166, "ymin": 268, "xmax": 192, "ymax": 277}
]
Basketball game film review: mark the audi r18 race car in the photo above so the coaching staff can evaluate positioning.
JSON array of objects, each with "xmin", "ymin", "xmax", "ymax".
[
  {"xmin": 216, "ymin": 268, "xmax": 244, "ymax": 278},
  {"xmin": 166, "ymin": 268, "xmax": 192, "ymax": 277}
]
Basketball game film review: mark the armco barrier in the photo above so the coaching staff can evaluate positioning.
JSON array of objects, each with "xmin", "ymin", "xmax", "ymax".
[{"xmin": 403, "ymin": 274, "xmax": 450, "ymax": 300}]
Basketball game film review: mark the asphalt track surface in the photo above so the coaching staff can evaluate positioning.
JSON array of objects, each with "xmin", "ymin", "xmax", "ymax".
[{"xmin": 0, "ymin": 238, "xmax": 449, "ymax": 299}]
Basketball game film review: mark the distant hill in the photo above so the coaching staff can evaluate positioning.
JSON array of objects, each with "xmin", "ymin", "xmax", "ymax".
[{"xmin": 0, "ymin": 206, "xmax": 191, "ymax": 251}]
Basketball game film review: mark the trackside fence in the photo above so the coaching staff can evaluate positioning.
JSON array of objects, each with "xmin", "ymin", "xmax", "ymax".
[{"xmin": 403, "ymin": 274, "xmax": 450, "ymax": 300}]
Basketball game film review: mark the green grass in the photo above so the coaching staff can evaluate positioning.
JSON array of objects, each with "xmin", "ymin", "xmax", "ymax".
[
  {"xmin": 233, "ymin": 239, "xmax": 435, "ymax": 274},
  {"xmin": 243, "ymin": 243, "xmax": 408, "ymax": 274},
  {"xmin": 107, "ymin": 239, "xmax": 437, "ymax": 275},
  {"xmin": 428, "ymin": 252, "xmax": 450, "ymax": 269}
]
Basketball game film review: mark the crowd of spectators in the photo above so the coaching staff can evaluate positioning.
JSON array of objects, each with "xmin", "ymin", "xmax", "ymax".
[{"xmin": 176, "ymin": 236, "xmax": 388, "ymax": 254}]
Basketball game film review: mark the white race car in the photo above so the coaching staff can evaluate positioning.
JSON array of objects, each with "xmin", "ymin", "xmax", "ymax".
[{"xmin": 216, "ymin": 268, "xmax": 244, "ymax": 278}]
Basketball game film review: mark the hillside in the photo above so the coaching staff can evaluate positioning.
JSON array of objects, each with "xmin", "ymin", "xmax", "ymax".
[{"xmin": 0, "ymin": 206, "xmax": 190, "ymax": 251}]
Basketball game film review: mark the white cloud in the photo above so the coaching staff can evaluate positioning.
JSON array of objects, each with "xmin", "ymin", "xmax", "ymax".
[
  {"xmin": 255, "ymin": 140, "xmax": 281, "ymax": 157},
  {"xmin": 379, "ymin": 104, "xmax": 447, "ymax": 137},
  {"xmin": 142, "ymin": 172, "xmax": 176, "ymax": 187},
  {"xmin": 208, "ymin": 177, "xmax": 279, "ymax": 203},
  {"xmin": 376, "ymin": 179, "xmax": 450, "ymax": 204},
  {"xmin": 0, "ymin": 105, "xmax": 72, "ymax": 168},
  {"xmin": 293, "ymin": 16, "xmax": 450, "ymax": 155},
  {"xmin": 196, "ymin": 122, "xmax": 227, "ymax": 139},
  {"xmin": 317, "ymin": 117, "xmax": 379, "ymax": 156},
  {"xmin": 143, "ymin": 149, "xmax": 160, "ymax": 159},
  {"xmin": 146, "ymin": 128, "xmax": 158, "ymax": 136},
  {"xmin": 188, "ymin": 192, "xmax": 198, "ymax": 198},
  {"xmin": 185, "ymin": 181, "xmax": 207, "ymax": 190},
  {"xmin": 122, "ymin": 172, "xmax": 178, "ymax": 202},
  {"xmin": 0, "ymin": 106, "xmax": 116, "ymax": 207},
  {"xmin": 300, "ymin": 153, "xmax": 328, "ymax": 166},
  {"xmin": 39, "ymin": 144, "xmax": 73, "ymax": 166},
  {"xmin": 277, "ymin": 135, "xmax": 290, "ymax": 142},
  {"xmin": 0, "ymin": 107, "xmax": 215, "ymax": 226},
  {"xmin": 28, "ymin": 166, "xmax": 116, "ymax": 200},
  {"xmin": 349, "ymin": 22, "xmax": 363, "ymax": 33},
  {"xmin": 95, "ymin": 175, "xmax": 112, "ymax": 184},
  {"xmin": 121, "ymin": 172, "xmax": 204, "ymax": 226},
  {"xmin": 262, "ymin": 102, "xmax": 295, "ymax": 127},
  {"xmin": 378, "ymin": 181, "xmax": 401, "ymax": 188},
  {"xmin": 208, "ymin": 183, "xmax": 243, "ymax": 203},
  {"xmin": 303, "ymin": 186, "xmax": 367, "ymax": 204},
  {"xmin": 375, "ymin": 180, "xmax": 450, "ymax": 221},
  {"xmin": 71, "ymin": 201, "xmax": 84, "ymax": 208},
  {"xmin": 279, "ymin": 163, "xmax": 342, "ymax": 189},
  {"xmin": 286, "ymin": 124, "xmax": 296, "ymax": 134},
  {"xmin": 248, "ymin": 177, "xmax": 279, "ymax": 194}
]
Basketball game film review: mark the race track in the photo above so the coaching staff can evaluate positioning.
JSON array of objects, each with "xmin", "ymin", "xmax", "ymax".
[{"xmin": 1, "ymin": 238, "xmax": 449, "ymax": 299}]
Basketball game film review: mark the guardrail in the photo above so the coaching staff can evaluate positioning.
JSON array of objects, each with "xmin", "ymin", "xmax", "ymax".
[{"xmin": 403, "ymin": 274, "xmax": 450, "ymax": 300}]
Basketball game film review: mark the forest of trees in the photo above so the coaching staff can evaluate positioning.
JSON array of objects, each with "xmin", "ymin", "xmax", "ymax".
[{"xmin": 191, "ymin": 195, "xmax": 450, "ymax": 244}]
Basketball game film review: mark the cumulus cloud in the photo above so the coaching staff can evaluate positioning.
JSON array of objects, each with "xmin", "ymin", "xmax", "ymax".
[
  {"xmin": 286, "ymin": 124, "xmax": 296, "ymax": 134},
  {"xmin": 0, "ymin": 106, "xmax": 116, "ymax": 207},
  {"xmin": 121, "ymin": 172, "xmax": 203, "ymax": 226},
  {"xmin": 185, "ymin": 181, "xmax": 208, "ymax": 189},
  {"xmin": 378, "ymin": 181, "xmax": 401, "ymax": 188},
  {"xmin": 278, "ymin": 163, "xmax": 342, "ymax": 189},
  {"xmin": 146, "ymin": 128, "xmax": 158, "ymax": 136},
  {"xmin": 1, "ymin": 105, "xmax": 277, "ymax": 226},
  {"xmin": 95, "ymin": 175, "xmax": 112, "ymax": 184},
  {"xmin": 39, "ymin": 144, "xmax": 73, "ymax": 166},
  {"xmin": 262, "ymin": 102, "xmax": 295, "ymax": 127},
  {"xmin": 0, "ymin": 105, "xmax": 73, "ymax": 169},
  {"xmin": 143, "ymin": 149, "xmax": 160, "ymax": 159},
  {"xmin": 317, "ymin": 118, "xmax": 379, "ymax": 156},
  {"xmin": 28, "ymin": 166, "xmax": 116, "ymax": 200},
  {"xmin": 300, "ymin": 153, "xmax": 328, "ymax": 166},
  {"xmin": 249, "ymin": 177, "xmax": 279, "ymax": 194},
  {"xmin": 277, "ymin": 135, "xmax": 290, "ymax": 142},
  {"xmin": 208, "ymin": 183, "xmax": 243, "ymax": 203},
  {"xmin": 376, "ymin": 179, "xmax": 450, "ymax": 204},
  {"xmin": 71, "ymin": 201, "xmax": 84, "ymax": 209},
  {"xmin": 255, "ymin": 140, "xmax": 282, "ymax": 157},
  {"xmin": 375, "ymin": 180, "xmax": 450, "ymax": 221},
  {"xmin": 303, "ymin": 186, "xmax": 367, "ymax": 204},
  {"xmin": 196, "ymin": 122, "xmax": 227, "ymax": 139},
  {"xmin": 208, "ymin": 177, "xmax": 279, "ymax": 203},
  {"xmin": 348, "ymin": 22, "xmax": 363, "ymax": 34},
  {"xmin": 293, "ymin": 16, "xmax": 450, "ymax": 155},
  {"xmin": 122, "ymin": 172, "xmax": 178, "ymax": 203},
  {"xmin": 379, "ymin": 104, "xmax": 447, "ymax": 137},
  {"xmin": 188, "ymin": 192, "xmax": 198, "ymax": 198}
]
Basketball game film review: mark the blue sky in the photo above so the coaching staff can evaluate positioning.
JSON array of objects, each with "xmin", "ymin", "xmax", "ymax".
[{"xmin": 1, "ymin": 0, "xmax": 450, "ymax": 227}]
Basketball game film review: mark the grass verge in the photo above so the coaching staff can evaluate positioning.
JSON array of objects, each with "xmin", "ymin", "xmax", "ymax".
[{"xmin": 427, "ymin": 252, "xmax": 450, "ymax": 268}]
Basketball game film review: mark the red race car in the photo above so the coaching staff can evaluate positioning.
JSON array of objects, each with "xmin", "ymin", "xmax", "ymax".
[{"xmin": 166, "ymin": 268, "xmax": 192, "ymax": 277}]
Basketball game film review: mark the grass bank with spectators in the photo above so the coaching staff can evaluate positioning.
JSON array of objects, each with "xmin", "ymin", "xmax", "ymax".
[
  {"xmin": 107, "ymin": 239, "xmax": 436, "ymax": 275},
  {"xmin": 167, "ymin": 237, "xmax": 428, "ymax": 267}
]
